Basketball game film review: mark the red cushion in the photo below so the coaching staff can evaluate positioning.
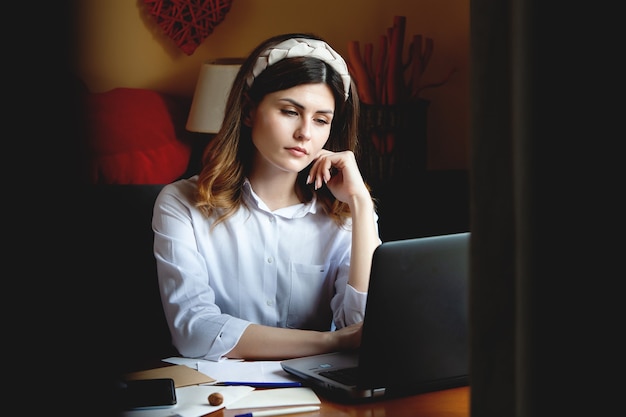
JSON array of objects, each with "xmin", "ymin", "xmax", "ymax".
[{"xmin": 85, "ymin": 88, "xmax": 192, "ymax": 184}]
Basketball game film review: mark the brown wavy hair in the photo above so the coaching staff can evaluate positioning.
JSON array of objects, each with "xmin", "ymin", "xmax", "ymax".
[{"xmin": 196, "ymin": 33, "xmax": 366, "ymax": 228}]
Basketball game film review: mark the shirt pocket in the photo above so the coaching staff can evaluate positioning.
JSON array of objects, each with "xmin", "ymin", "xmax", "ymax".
[{"xmin": 285, "ymin": 262, "xmax": 333, "ymax": 330}]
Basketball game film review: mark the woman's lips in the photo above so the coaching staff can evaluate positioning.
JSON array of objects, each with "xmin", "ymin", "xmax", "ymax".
[{"xmin": 286, "ymin": 147, "xmax": 308, "ymax": 157}]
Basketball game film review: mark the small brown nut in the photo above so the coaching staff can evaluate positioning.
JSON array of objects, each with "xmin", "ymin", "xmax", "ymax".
[{"xmin": 208, "ymin": 392, "xmax": 224, "ymax": 406}]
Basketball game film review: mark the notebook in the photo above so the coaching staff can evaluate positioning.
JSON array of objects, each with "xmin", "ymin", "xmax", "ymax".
[{"xmin": 280, "ymin": 232, "xmax": 470, "ymax": 401}]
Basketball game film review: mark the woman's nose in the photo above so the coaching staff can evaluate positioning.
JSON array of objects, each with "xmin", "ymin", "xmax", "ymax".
[{"xmin": 295, "ymin": 120, "xmax": 312, "ymax": 141}]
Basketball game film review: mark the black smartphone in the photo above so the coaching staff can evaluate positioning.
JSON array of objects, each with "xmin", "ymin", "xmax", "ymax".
[{"xmin": 118, "ymin": 378, "xmax": 177, "ymax": 410}]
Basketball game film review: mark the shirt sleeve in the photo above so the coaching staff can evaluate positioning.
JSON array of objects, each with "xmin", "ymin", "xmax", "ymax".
[
  {"xmin": 333, "ymin": 283, "xmax": 368, "ymax": 328},
  {"xmin": 152, "ymin": 180, "xmax": 250, "ymax": 361}
]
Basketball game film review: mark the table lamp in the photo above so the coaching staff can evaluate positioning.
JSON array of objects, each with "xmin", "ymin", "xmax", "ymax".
[{"xmin": 186, "ymin": 58, "xmax": 244, "ymax": 133}]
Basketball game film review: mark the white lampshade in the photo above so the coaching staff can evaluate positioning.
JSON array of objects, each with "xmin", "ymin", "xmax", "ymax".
[{"xmin": 186, "ymin": 58, "xmax": 244, "ymax": 133}]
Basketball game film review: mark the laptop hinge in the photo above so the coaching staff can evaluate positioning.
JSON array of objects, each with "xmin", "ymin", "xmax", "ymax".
[{"xmin": 372, "ymin": 388, "xmax": 386, "ymax": 397}]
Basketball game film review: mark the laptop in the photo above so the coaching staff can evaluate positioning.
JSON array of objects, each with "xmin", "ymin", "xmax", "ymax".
[{"xmin": 281, "ymin": 232, "xmax": 470, "ymax": 401}]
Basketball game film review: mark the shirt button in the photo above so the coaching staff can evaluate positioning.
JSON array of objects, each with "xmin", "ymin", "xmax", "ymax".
[
  {"xmin": 267, "ymin": 257, "xmax": 273, "ymax": 264},
  {"xmin": 269, "ymin": 217, "xmax": 275, "ymax": 223},
  {"xmin": 266, "ymin": 300, "xmax": 274, "ymax": 307}
]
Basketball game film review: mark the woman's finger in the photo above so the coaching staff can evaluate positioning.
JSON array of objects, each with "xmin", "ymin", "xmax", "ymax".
[
  {"xmin": 309, "ymin": 150, "xmax": 359, "ymax": 190},
  {"xmin": 308, "ymin": 152, "xmax": 332, "ymax": 189}
]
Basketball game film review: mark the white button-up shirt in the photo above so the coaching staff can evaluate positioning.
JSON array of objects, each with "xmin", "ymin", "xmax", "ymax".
[{"xmin": 153, "ymin": 176, "xmax": 376, "ymax": 361}]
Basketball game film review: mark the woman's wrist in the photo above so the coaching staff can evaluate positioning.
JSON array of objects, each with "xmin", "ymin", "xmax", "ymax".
[
  {"xmin": 347, "ymin": 192, "xmax": 374, "ymax": 213},
  {"xmin": 320, "ymin": 329, "xmax": 337, "ymax": 352}
]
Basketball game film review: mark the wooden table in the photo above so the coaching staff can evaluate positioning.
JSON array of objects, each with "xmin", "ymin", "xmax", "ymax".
[
  {"xmin": 121, "ymin": 362, "xmax": 469, "ymax": 417},
  {"xmin": 216, "ymin": 385, "xmax": 469, "ymax": 417}
]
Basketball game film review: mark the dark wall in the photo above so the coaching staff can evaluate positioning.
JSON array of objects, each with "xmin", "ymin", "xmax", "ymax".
[
  {"xmin": 81, "ymin": 185, "xmax": 178, "ymax": 376},
  {"xmin": 469, "ymin": 1, "xmax": 618, "ymax": 416},
  {"xmin": 373, "ymin": 170, "xmax": 470, "ymax": 242}
]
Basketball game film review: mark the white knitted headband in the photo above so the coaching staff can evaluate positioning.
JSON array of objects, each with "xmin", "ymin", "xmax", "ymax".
[{"xmin": 246, "ymin": 38, "xmax": 351, "ymax": 100}]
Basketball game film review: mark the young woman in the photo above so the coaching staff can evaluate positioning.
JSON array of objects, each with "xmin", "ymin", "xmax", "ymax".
[{"xmin": 153, "ymin": 33, "xmax": 381, "ymax": 361}]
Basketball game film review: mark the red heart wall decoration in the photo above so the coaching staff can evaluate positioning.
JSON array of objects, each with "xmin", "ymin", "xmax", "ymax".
[{"xmin": 142, "ymin": 0, "xmax": 235, "ymax": 55}]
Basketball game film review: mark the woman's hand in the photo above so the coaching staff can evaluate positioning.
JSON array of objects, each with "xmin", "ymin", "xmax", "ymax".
[
  {"xmin": 307, "ymin": 149, "xmax": 370, "ymax": 204},
  {"xmin": 329, "ymin": 321, "xmax": 363, "ymax": 351}
]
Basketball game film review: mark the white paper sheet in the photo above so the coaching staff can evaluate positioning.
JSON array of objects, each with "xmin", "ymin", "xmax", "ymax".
[
  {"xmin": 163, "ymin": 356, "xmax": 209, "ymax": 370},
  {"xmin": 196, "ymin": 359, "xmax": 301, "ymax": 383}
]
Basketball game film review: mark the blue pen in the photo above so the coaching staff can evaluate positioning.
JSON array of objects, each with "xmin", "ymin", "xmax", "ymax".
[
  {"xmin": 215, "ymin": 381, "xmax": 302, "ymax": 388},
  {"xmin": 234, "ymin": 405, "xmax": 320, "ymax": 417}
]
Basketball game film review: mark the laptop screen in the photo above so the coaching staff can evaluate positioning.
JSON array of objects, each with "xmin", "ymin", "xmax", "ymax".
[{"xmin": 357, "ymin": 233, "xmax": 470, "ymax": 393}]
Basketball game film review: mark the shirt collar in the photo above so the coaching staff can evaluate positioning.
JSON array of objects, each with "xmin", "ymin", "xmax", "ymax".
[{"xmin": 242, "ymin": 178, "xmax": 318, "ymax": 218}]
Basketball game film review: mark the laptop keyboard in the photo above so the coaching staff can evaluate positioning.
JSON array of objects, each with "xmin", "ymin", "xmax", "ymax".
[{"xmin": 319, "ymin": 367, "xmax": 359, "ymax": 386}]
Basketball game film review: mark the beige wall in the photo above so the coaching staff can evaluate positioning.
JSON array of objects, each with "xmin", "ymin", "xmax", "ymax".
[{"xmin": 74, "ymin": 0, "xmax": 469, "ymax": 170}]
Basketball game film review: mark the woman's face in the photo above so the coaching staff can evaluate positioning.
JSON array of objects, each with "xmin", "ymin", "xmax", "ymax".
[{"xmin": 248, "ymin": 83, "xmax": 335, "ymax": 175}]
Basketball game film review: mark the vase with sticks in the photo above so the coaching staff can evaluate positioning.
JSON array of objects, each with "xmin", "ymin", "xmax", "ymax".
[{"xmin": 347, "ymin": 16, "xmax": 455, "ymax": 190}]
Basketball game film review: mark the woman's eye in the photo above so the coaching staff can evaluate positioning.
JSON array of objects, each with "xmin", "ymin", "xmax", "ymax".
[
  {"xmin": 314, "ymin": 118, "xmax": 330, "ymax": 125},
  {"xmin": 281, "ymin": 109, "xmax": 298, "ymax": 116}
]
